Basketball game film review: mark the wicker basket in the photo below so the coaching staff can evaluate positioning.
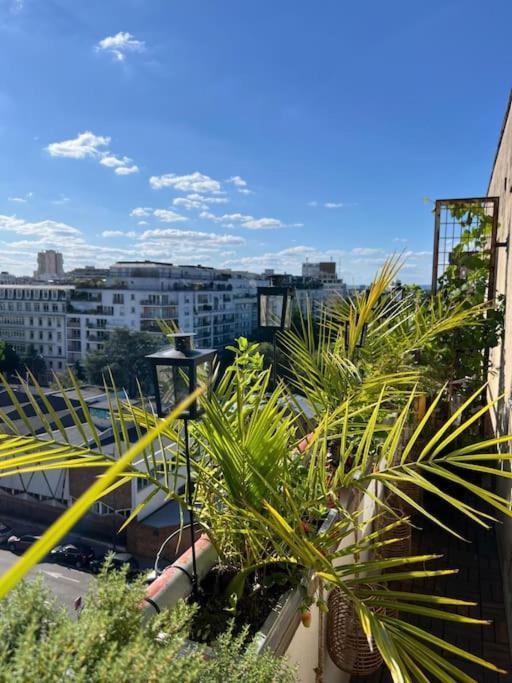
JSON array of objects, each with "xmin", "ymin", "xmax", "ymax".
[
  {"xmin": 326, "ymin": 587, "xmax": 383, "ymax": 675},
  {"xmin": 377, "ymin": 506, "xmax": 412, "ymax": 559}
]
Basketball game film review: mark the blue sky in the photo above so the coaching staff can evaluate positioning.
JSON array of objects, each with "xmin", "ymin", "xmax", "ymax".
[{"xmin": 0, "ymin": 0, "xmax": 511, "ymax": 284}]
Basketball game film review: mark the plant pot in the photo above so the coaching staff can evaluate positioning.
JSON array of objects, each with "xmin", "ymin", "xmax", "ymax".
[{"xmin": 326, "ymin": 587, "xmax": 383, "ymax": 676}]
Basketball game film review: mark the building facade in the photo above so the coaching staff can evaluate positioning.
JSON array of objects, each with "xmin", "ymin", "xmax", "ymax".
[
  {"xmin": 301, "ymin": 261, "xmax": 338, "ymax": 283},
  {"xmin": 0, "ymin": 284, "xmax": 72, "ymax": 372},
  {"xmin": 0, "ymin": 262, "xmax": 267, "ymax": 367},
  {"xmin": 475, "ymin": 92, "xmax": 512, "ymax": 644},
  {"xmin": 35, "ymin": 250, "xmax": 64, "ymax": 281}
]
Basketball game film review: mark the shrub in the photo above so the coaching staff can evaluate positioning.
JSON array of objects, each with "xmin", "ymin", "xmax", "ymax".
[{"xmin": 0, "ymin": 568, "xmax": 295, "ymax": 683}]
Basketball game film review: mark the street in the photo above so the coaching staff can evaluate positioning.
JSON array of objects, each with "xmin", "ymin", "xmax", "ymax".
[{"xmin": 0, "ymin": 547, "xmax": 93, "ymax": 611}]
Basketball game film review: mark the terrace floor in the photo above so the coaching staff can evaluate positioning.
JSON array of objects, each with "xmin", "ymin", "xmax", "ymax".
[{"xmin": 352, "ymin": 488, "xmax": 512, "ymax": 682}]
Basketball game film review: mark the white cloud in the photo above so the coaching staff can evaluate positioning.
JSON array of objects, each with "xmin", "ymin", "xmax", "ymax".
[
  {"xmin": 0, "ymin": 214, "xmax": 81, "ymax": 239},
  {"xmin": 222, "ymin": 246, "xmax": 345, "ymax": 272},
  {"xmin": 173, "ymin": 195, "xmax": 206, "ymax": 210},
  {"xmin": 0, "ymin": 214, "xmax": 137, "ymax": 275},
  {"xmin": 102, "ymin": 230, "xmax": 137, "ymax": 238},
  {"xmin": 351, "ymin": 247, "xmax": 385, "ymax": 256},
  {"xmin": 100, "ymin": 154, "xmax": 130, "ymax": 168},
  {"xmin": 202, "ymin": 195, "xmax": 229, "ymax": 204},
  {"xmin": 138, "ymin": 220, "xmax": 148, "ymax": 226},
  {"xmin": 51, "ymin": 195, "xmax": 70, "ymax": 205},
  {"xmin": 96, "ymin": 32, "xmax": 145, "ymax": 62},
  {"xmin": 130, "ymin": 207, "xmax": 152, "ymax": 218},
  {"xmin": 241, "ymin": 217, "xmax": 283, "ymax": 230},
  {"xmin": 115, "ymin": 164, "xmax": 139, "ymax": 176},
  {"xmin": 308, "ymin": 200, "xmax": 344, "ymax": 208},
  {"xmin": 200, "ymin": 210, "xmax": 298, "ymax": 230},
  {"xmin": 46, "ymin": 131, "xmax": 110, "ymax": 159},
  {"xmin": 100, "ymin": 154, "xmax": 139, "ymax": 175},
  {"xmin": 219, "ymin": 212, "xmax": 253, "ymax": 224},
  {"xmin": 150, "ymin": 172, "xmax": 221, "ymax": 194},
  {"xmin": 153, "ymin": 209, "xmax": 186, "ymax": 223},
  {"xmin": 8, "ymin": 192, "xmax": 32, "ymax": 203},
  {"xmin": 102, "ymin": 230, "xmax": 124, "ymax": 238},
  {"xmin": 227, "ymin": 176, "xmax": 247, "ymax": 187},
  {"xmin": 139, "ymin": 228, "xmax": 245, "ymax": 246},
  {"xmin": 47, "ymin": 133, "xmax": 137, "ymax": 177},
  {"xmin": 237, "ymin": 188, "xmax": 253, "ymax": 195}
]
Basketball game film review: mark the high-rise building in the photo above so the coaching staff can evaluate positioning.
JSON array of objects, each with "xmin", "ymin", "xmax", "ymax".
[
  {"xmin": 302, "ymin": 261, "xmax": 338, "ymax": 283},
  {"xmin": 35, "ymin": 250, "xmax": 64, "ymax": 281}
]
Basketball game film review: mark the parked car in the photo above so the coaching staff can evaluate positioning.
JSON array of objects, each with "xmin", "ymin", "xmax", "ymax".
[
  {"xmin": 0, "ymin": 522, "xmax": 13, "ymax": 545},
  {"xmin": 49, "ymin": 543, "xmax": 96, "ymax": 569},
  {"xmin": 7, "ymin": 534, "xmax": 40, "ymax": 553},
  {"xmin": 90, "ymin": 551, "xmax": 140, "ymax": 579}
]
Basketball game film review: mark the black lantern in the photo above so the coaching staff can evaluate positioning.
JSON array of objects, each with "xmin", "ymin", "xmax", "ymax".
[
  {"xmin": 344, "ymin": 319, "xmax": 368, "ymax": 350},
  {"xmin": 257, "ymin": 286, "xmax": 295, "ymax": 331},
  {"xmin": 257, "ymin": 286, "xmax": 295, "ymax": 385},
  {"xmin": 146, "ymin": 333, "xmax": 217, "ymax": 596},
  {"xmin": 146, "ymin": 333, "xmax": 216, "ymax": 421}
]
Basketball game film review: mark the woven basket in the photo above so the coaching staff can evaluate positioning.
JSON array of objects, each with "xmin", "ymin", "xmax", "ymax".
[
  {"xmin": 377, "ymin": 506, "xmax": 412, "ymax": 559},
  {"xmin": 388, "ymin": 480, "xmax": 424, "ymax": 518},
  {"xmin": 326, "ymin": 587, "xmax": 383, "ymax": 675}
]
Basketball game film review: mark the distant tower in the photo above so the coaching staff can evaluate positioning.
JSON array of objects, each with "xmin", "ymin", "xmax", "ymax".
[{"xmin": 34, "ymin": 250, "xmax": 64, "ymax": 280}]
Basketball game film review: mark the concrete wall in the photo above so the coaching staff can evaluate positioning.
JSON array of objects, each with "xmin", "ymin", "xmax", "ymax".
[{"xmin": 487, "ymin": 93, "xmax": 512, "ymax": 648}]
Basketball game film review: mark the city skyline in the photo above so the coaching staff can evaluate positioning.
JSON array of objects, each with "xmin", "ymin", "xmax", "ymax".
[{"xmin": 1, "ymin": 1, "xmax": 512, "ymax": 284}]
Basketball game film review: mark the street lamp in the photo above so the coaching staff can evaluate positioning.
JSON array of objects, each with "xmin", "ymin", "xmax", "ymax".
[
  {"xmin": 257, "ymin": 286, "xmax": 295, "ymax": 385},
  {"xmin": 146, "ymin": 333, "xmax": 216, "ymax": 595},
  {"xmin": 344, "ymin": 318, "xmax": 368, "ymax": 350}
]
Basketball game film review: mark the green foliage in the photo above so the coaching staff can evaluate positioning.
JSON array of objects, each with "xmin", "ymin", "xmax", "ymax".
[
  {"xmin": 0, "ymin": 340, "xmax": 20, "ymax": 375},
  {"xmin": 84, "ymin": 328, "xmax": 165, "ymax": 397},
  {"xmin": 0, "ymin": 569, "xmax": 295, "ymax": 683},
  {"xmin": 430, "ymin": 203, "xmax": 504, "ymax": 393},
  {"xmin": 0, "ymin": 260, "xmax": 511, "ymax": 682},
  {"xmin": 281, "ymin": 257, "xmax": 484, "ymax": 418},
  {"xmin": 21, "ymin": 344, "xmax": 47, "ymax": 384}
]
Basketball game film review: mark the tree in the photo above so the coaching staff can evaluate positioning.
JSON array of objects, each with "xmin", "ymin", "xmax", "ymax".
[
  {"xmin": 0, "ymin": 568, "xmax": 295, "ymax": 683},
  {"xmin": 85, "ymin": 328, "xmax": 166, "ymax": 397},
  {"xmin": 22, "ymin": 344, "xmax": 47, "ymax": 385},
  {"xmin": 0, "ymin": 341, "xmax": 20, "ymax": 375}
]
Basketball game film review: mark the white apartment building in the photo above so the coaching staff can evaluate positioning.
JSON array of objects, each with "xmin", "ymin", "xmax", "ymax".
[
  {"xmin": 0, "ymin": 284, "xmax": 71, "ymax": 371},
  {"xmin": 0, "ymin": 261, "xmax": 267, "ymax": 367}
]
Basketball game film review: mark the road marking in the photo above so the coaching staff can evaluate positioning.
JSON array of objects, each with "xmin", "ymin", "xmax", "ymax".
[{"xmin": 43, "ymin": 570, "xmax": 80, "ymax": 583}]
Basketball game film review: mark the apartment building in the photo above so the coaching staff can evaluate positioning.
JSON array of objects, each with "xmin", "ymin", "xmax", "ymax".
[
  {"xmin": 301, "ymin": 260, "xmax": 338, "ymax": 284},
  {"xmin": 270, "ymin": 266, "xmax": 347, "ymax": 318},
  {"xmin": 0, "ymin": 284, "xmax": 71, "ymax": 372},
  {"xmin": 0, "ymin": 262, "xmax": 267, "ymax": 367}
]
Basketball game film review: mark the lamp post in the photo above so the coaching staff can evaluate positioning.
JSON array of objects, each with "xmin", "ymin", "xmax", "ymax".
[
  {"xmin": 257, "ymin": 286, "xmax": 295, "ymax": 386},
  {"xmin": 146, "ymin": 332, "xmax": 216, "ymax": 596},
  {"xmin": 344, "ymin": 318, "xmax": 368, "ymax": 350}
]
